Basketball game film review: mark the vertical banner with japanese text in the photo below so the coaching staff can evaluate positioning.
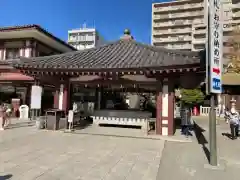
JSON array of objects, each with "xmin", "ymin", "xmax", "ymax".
[
  {"xmin": 30, "ymin": 85, "xmax": 42, "ymax": 109},
  {"xmin": 209, "ymin": 0, "xmax": 223, "ymax": 94}
]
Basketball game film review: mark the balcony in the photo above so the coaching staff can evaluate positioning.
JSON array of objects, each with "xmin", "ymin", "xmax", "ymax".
[
  {"xmin": 68, "ymin": 38, "xmax": 77, "ymax": 43},
  {"xmin": 69, "ymin": 36, "xmax": 95, "ymax": 42},
  {"xmin": 165, "ymin": 44, "xmax": 192, "ymax": 50},
  {"xmin": 193, "ymin": 19, "xmax": 205, "ymax": 25},
  {"xmin": 178, "ymin": 36, "xmax": 192, "ymax": 41},
  {"xmin": 85, "ymin": 36, "xmax": 95, "ymax": 41},
  {"xmin": 170, "ymin": 11, "xmax": 204, "ymax": 18},
  {"xmin": 153, "ymin": 3, "xmax": 204, "ymax": 12},
  {"xmin": 153, "ymin": 11, "xmax": 204, "ymax": 20},
  {"xmin": 232, "ymin": 19, "xmax": 240, "ymax": 26},
  {"xmin": 192, "ymin": 38, "xmax": 206, "ymax": 44},
  {"xmin": 192, "ymin": 45, "xmax": 205, "ymax": 51},
  {"xmin": 153, "ymin": 28, "xmax": 192, "ymax": 35},
  {"xmin": 153, "ymin": 19, "xmax": 205, "ymax": 28},
  {"xmin": 233, "ymin": 12, "xmax": 240, "ymax": 18},
  {"xmin": 232, "ymin": 3, "xmax": 240, "ymax": 10},
  {"xmin": 192, "ymin": 29, "xmax": 207, "ymax": 35},
  {"xmin": 153, "ymin": 20, "xmax": 191, "ymax": 27},
  {"xmin": 153, "ymin": 36, "xmax": 192, "ymax": 43}
]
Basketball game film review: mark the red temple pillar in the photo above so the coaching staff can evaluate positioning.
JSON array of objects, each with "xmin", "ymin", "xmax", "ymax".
[
  {"xmin": 156, "ymin": 78, "xmax": 175, "ymax": 136},
  {"xmin": 156, "ymin": 81, "xmax": 162, "ymax": 135},
  {"xmin": 167, "ymin": 80, "xmax": 174, "ymax": 136}
]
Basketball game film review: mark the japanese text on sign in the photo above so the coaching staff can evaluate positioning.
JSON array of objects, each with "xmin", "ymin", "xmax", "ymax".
[
  {"xmin": 209, "ymin": 0, "xmax": 223, "ymax": 94},
  {"xmin": 213, "ymin": 0, "xmax": 220, "ymax": 67}
]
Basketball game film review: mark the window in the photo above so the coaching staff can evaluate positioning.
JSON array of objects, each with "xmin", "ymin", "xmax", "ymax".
[
  {"xmin": 70, "ymin": 35, "xmax": 76, "ymax": 40},
  {"xmin": 5, "ymin": 48, "xmax": 20, "ymax": 59}
]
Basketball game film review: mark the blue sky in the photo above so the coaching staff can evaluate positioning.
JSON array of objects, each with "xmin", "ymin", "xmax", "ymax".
[{"xmin": 1, "ymin": 0, "xmax": 171, "ymax": 44}]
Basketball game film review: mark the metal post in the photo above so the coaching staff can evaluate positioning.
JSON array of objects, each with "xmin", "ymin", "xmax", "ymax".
[
  {"xmin": 209, "ymin": 94, "xmax": 217, "ymax": 166},
  {"xmin": 205, "ymin": 0, "xmax": 209, "ymax": 95}
]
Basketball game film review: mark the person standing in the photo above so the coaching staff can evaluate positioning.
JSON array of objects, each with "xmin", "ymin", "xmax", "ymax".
[
  {"xmin": 180, "ymin": 106, "xmax": 191, "ymax": 137},
  {"xmin": 224, "ymin": 107, "xmax": 230, "ymax": 124},
  {"xmin": 0, "ymin": 103, "xmax": 6, "ymax": 131},
  {"xmin": 229, "ymin": 108, "xmax": 239, "ymax": 140},
  {"xmin": 4, "ymin": 104, "xmax": 12, "ymax": 127}
]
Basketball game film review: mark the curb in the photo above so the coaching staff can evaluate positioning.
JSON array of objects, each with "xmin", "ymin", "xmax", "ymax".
[{"xmin": 63, "ymin": 130, "xmax": 192, "ymax": 143}]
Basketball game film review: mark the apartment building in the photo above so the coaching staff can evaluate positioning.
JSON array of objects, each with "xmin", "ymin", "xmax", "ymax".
[
  {"xmin": 68, "ymin": 24, "xmax": 105, "ymax": 50},
  {"xmin": 219, "ymin": 0, "xmax": 240, "ymax": 64},
  {"xmin": 152, "ymin": 0, "xmax": 240, "ymax": 59},
  {"xmin": 152, "ymin": 0, "xmax": 205, "ymax": 51}
]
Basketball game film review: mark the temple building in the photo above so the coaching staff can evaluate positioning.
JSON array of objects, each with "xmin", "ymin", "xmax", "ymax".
[
  {"xmin": 0, "ymin": 25, "xmax": 76, "ymax": 112},
  {"xmin": 6, "ymin": 29, "xmax": 205, "ymax": 136}
]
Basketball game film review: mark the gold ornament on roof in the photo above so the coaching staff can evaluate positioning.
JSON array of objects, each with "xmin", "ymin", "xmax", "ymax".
[{"xmin": 225, "ymin": 27, "xmax": 240, "ymax": 74}]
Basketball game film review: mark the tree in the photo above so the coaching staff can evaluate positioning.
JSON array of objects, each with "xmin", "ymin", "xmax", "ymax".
[{"xmin": 180, "ymin": 88, "xmax": 205, "ymax": 107}]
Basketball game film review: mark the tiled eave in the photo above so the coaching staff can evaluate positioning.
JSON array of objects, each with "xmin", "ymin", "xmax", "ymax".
[
  {"xmin": 17, "ymin": 64, "xmax": 202, "ymax": 77},
  {"xmin": 8, "ymin": 39, "xmax": 204, "ymax": 78}
]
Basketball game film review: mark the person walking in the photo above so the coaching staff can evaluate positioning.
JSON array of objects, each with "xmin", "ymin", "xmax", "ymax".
[{"xmin": 229, "ymin": 108, "xmax": 239, "ymax": 140}]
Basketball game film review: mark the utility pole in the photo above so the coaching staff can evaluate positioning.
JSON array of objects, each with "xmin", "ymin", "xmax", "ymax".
[
  {"xmin": 209, "ymin": 95, "xmax": 217, "ymax": 165},
  {"xmin": 206, "ymin": 0, "xmax": 223, "ymax": 166}
]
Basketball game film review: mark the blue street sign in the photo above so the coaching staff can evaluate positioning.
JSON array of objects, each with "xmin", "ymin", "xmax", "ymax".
[{"xmin": 212, "ymin": 78, "xmax": 221, "ymax": 91}]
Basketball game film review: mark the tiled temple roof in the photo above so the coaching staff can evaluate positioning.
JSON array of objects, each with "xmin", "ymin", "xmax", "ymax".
[{"xmin": 10, "ymin": 39, "xmax": 201, "ymax": 71}]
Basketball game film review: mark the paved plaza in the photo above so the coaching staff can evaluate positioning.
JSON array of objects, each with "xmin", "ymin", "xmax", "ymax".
[
  {"xmin": 2, "ymin": 118, "xmax": 240, "ymax": 180},
  {"xmin": 157, "ymin": 117, "xmax": 240, "ymax": 180},
  {"xmin": 0, "ymin": 121, "xmax": 164, "ymax": 180}
]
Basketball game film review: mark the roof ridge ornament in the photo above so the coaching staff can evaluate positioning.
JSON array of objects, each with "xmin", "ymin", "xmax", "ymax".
[{"xmin": 120, "ymin": 29, "xmax": 134, "ymax": 40}]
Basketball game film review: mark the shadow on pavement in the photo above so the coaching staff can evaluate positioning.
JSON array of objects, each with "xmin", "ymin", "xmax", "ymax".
[
  {"xmin": 5, "ymin": 121, "xmax": 35, "ymax": 130},
  {"xmin": 73, "ymin": 117, "xmax": 93, "ymax": 130},
  {"xmin": 222, "ymin": 132, "xmax": 232, "ymax": 140},
  {"xmin": 0, "ymin": 174, "xmax": 12, "ymax": 180},
  {"xmin": 193, "ymin": 122, "xmax": 210, "ymax": 163}
]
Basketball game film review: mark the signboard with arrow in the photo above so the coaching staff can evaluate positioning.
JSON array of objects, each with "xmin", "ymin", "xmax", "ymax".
[{"xmin": 209, "ymin": 0, "xmax": 223, "ymax": 94}]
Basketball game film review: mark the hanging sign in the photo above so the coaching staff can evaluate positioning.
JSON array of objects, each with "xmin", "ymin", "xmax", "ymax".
[
  {"xmin": 30, "ymin": 85, "xmax": 42, "ymax": 109},
  {"xmin": 209, "ymin": 0, "xmax": 223, "ymax": 94}
]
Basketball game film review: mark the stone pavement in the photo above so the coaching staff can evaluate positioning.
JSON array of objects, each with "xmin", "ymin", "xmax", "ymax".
[
  {"xmin": 73, "ymin": 125, "xmax": 192, "ymax": 143},
  {"xmin": 2, "ymin": 117, "xmax": 240, "ymax": 180},
  {"xmin": 0, "ymin": 120, "xmax": 164, "ymax": 180},
  {"xmin": 157, "ymin": 117, "xmax": 240, "ymax": 180}
]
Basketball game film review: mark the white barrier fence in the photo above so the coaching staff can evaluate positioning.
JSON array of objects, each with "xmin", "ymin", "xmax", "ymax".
[
  {"xmin": 200, "ymin": 106, "xmax": 211, "ymax": 116},
  {"xmin": 174, "ymin": 106, "xmax": 226, "ymax": 117},
  {"xmin": 199, "ymin": 106, "xmax": 224, "ymax": 117}
]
